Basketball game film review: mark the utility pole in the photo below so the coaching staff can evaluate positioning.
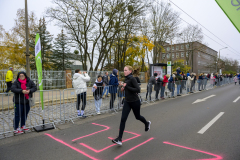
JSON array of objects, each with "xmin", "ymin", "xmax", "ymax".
[
  {"xmin": 217, "ymin": 47, "xmax": 228, "ymax": 73},
  {"xmin": 25, "ymin": 0, "xmax": 30, "ymax": 77}
]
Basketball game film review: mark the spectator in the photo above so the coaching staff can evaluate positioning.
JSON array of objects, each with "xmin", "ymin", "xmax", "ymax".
[
  {"xmin": 187, "ymin": 73, "xmax": 194, "ymax": 93},
  {"xmin": 109, "ymin": 69, "xmax": 119, "ymax": 111},
  {"xmin": 161, "ymin": 74, "xmax": 169, "ymax": 99},
  {"xmin": 187, "ymin": 71, "xmax": 190, "ymax": 77},
  {"xmin": 102, "ymin": 72, "xmax": 109, "ymax": 98},
  {"xmin": 180, "ymin": 72, "xmax": 186, "ymax": 94},
  {"xmin": 203, "ymin": 74, "xmax": 208, "ymax": 90},
  {"xmin": 72, "ymin": 69, "xmax": 90, "ymax": 118},
  {"xmin": 176, "ymin": 67, "xmax": 181, "ymax": 76},
  {"xmin": 174, "ymin": 72, "xmax": 181, "ymax": 96},
  {"xmin": 168, "ymin": 74, "xmax": 176, "ymax": 98},
  {"xmin": 238, "ymin": 73, "xmax": 240, "ymax": 85},
  {"xmin": 233, "ymin": 75, "xmax": 238, "ymax": 85},
  {"xmin": 198, "ymin": 73, "xmax": 203, "ymax": 91},
  {"xmin": 146, "ymin": 73, "xmax": 157, "ymax": 101},
  {"xmin": 11, "ymin": 71, "xmax": 37, "ymax": 134},
  {"xmin": 92, "ymin": 75, "xmax": 104, "ymax": 115},
  {"xmin": 154, "ymin": 76, "xmax": 162, "ymax": 101},
  {"xmin": 118, "ymin": 78, "xmax": 125, "ymax": 108},
  {"xmin": 5, "ymin": 67, "xmax": 13, "ymax": 96},
  {"xmin": 210, "ymin": 73, "xmax": 215, "ymax": 88}
]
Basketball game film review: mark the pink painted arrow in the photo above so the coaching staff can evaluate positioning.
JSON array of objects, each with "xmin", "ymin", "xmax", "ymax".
[{"xmin": 163, "ymin": 142, "xmax": 223, "ymax": 160}]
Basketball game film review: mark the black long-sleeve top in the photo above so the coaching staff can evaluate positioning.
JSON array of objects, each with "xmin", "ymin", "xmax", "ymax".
[{"xmin": 124, "ymin": 73, "xmax": 140, "ymax": 102}]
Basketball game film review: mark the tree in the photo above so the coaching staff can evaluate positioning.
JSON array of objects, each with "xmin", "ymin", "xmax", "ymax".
[
  {"xmin": 51, "ymin": 29, "xmax": 73, "ymax": 70},
  {"xmin": 150, "ymin": 1, "xmax": 181, "ymax": 64},
  {"xmin": 29, "ymin": 17, "xmax": 53, "ymax": 70},
  {"xmin": 46, "ymin": 0, "xmax": 149, "ymax": 71},
  {"xmin": 173, "ymin": 59, "xmax": 191, "ymax": 74}
]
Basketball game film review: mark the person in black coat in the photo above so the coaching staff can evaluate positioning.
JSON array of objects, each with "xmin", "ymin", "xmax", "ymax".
[
  {"xmin": 11, "ymin": 71, "xmax": 37, "ymax": 134},
  {"xmin": 154, "ymin": 77, "xmax": 162, "ymax": 100}
]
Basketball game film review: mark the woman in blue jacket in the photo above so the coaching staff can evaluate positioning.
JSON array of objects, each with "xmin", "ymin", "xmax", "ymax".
[
  {"xmin": 109, "ymin": 69, "xmax": 119, "ymax": 110},
  {"xmin": 168, "ymin": 74, "xmax": 176, "ymax": 98}
]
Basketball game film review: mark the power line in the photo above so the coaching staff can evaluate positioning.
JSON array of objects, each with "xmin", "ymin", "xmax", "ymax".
[{"xmin": 168, "ymin": 0, "xmax": 240, "ymax": 56}]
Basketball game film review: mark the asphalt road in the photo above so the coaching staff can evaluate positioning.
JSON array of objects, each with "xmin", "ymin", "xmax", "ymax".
[{"xmin": 0, "ymin": 84, "xmax": 240, "ymax": 160}]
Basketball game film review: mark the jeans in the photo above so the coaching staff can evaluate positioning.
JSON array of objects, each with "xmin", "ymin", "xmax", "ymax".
[
  {"xmin": 14, "ymin": 103, "xmax": 30, "ymax": 130},
  {"xmin": 110, "ymin": 93, "xmax": 116, "ymax": 109},
  {"xmin": 198, "ymin": 80, "xmax": 202, "ymax": 90},
  {"xmin": 160, "ymin": 85, "xmax": 165, "ymax": 98},
  {"xmin": 171, "ymin": 87, "xmax": 175, "ymax": 97},
  {"xmin": 95, "ymin": 99, "xmax": 102, "ymax": 112},
  {"xmin": 155, "ymin": 89, "xmax": 160, "ymax": 99},
  {"xmin": 146, "ymin": 85, "xmax": 152, "ymax": 100},
  {"xmin": 102, "ymin": 86, "xmax": 109, "ymax": 96},
  {"xmin": 177, "ymin": 85, "xmax": 181, "ymax": 95},
  {"xmin": 76, "ymin": 92, "xmax": 86, "ymax": 111},
  {"xmin": 6, "ymin": 82, "xmax": 12, "ymax": 93}
]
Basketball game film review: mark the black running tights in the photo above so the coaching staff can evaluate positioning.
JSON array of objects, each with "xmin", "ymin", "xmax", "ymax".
[{"xmin": 118, "ymin": 100, "xmax": 147, "ymax": 140}]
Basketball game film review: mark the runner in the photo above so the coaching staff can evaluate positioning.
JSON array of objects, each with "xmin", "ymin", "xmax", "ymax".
[{"xmin": 112, "ymin": 65, "xmax": 151, "ymax": 146}]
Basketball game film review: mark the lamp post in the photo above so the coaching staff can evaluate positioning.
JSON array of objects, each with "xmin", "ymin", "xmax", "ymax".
[
  {"xmin": 25, "ymin": 0, "xmax": 30, "ymax": 77},
  {"xmin": 217, "ymin": 47, "xmax": 228, "ymax": 73}
]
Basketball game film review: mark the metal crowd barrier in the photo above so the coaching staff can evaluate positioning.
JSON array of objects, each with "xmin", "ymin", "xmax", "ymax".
[{"xmin": 0, "ymin": 79, "xmax": 235, "ymax": 139}]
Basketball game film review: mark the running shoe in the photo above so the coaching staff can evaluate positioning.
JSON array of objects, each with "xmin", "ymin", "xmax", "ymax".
[
  {"xmin": 14, "ymin": 128, "xmax": 24, "ymax": 134},
  {"xmin": 21, "ymin": 126, "xmax": 29, "ymax": 131},
  {"xmin": 145, "ymin": 121, "xmax": 151, "ymax": 132},
  {"xmin": 97, "ymin": 112, "xmax": 101, "ymax": 115},
  {"xmin": 112, "ymin": 137, "xmax": 122, "ymax": 146}
]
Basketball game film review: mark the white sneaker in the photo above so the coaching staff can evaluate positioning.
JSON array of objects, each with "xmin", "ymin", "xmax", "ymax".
[
  {"xmin": 97, "ymin": 112, "xmax": 101, "ymax": 115},
  {"xmin": 145, "ymin": 121, "xmax": 151, "ymax": 132},
  {"xmin": 14, "ymin": 128, "xmax": 24, "ymax": 134}
]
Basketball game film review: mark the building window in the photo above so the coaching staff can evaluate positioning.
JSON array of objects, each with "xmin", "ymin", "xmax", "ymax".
[
  {"xmin": 198, "ymin": 61, "xmax": 201, "ymax": 65},
  {"xmin": 186, "ymin": 44, "xmax": 189, "ymax": 49},
  {"xmin": 172, "ymin": 53, "xmax": 175, "ymax": 58},
  {"xmin": 176, "ymin": 53, "xmax": 179, "ymax": 58},
  {"xmin": 172, "ymin": 46, "xmax": 174, "ymax": 51},
  {"xmin": 181, "ymin": 45, "xmax": 184, "ymax": 49},
  {"xmin": 176, "ymin": 46, "xmax": 179, "ymax": 50},
  {"xmin": 186, "ymin": 52, "xmax": 188, "ymax": 57},
  {"xmin": 186, "ymin": 61, "xmax": 188, "ymax": 65},
  {"xmin": 162, "ymin": 54, "xmax": 165, "ymax": 59},
  {"xmin": 198, "ymin": 52, "xmax": 200, "ymax": 57},
  {"xmin": 167, "ymin": 54, "xmax": 170, "ymax": 59},
  {"xmin": 167, "ymin": 47, "xmax": 170, "ymax": 51},
  {"xmin": 181, "ymin": 52, "xmax": 184, "ymax": 57}
]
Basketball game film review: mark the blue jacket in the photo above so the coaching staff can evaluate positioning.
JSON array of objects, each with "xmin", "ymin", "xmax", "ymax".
[
  {"xmin": 168, "ymin": 76, "xmax": 175, "ymax": 89},
  {"xmin": 109, "ymin": 74, "xmax": 119, "ymax": 93},
  {"xmin": 187, "ymin": 73, "xmax": 190, "ymax": 77},
  {"xmin": 238, "ymin": 74, "xmax": 240, "ymax": 79}
]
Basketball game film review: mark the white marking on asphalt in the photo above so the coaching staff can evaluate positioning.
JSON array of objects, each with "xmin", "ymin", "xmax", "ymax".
[
  {"xmin": 233, "ymin": 96, "xmax": 240, "ymax": 103},
  {"xmin": 198, "ymin": 112, "xmax": 224, "ymax": 134},
  {"xmin": 192, "ymin": 95, "xmax": 216, "ymax": 104}
]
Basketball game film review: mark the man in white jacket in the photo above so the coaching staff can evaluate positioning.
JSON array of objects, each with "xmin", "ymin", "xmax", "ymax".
[{"xmin": 72, "ymin": 69, "xmax": 90, "ymax": 117}]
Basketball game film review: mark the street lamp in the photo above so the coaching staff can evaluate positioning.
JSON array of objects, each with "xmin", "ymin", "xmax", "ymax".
[
  {"xmin": 25, "ymin": 0, "xmax": 30, "ymax": 77},
  {"xmin": 217, "ymin": 47, "xmax": 228, "ymax": 73}
]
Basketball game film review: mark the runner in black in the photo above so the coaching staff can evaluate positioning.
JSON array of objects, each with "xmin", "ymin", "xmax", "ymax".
[{"xmin": 112, "ymin": 65, "xmax": 151, "ymax": 146}]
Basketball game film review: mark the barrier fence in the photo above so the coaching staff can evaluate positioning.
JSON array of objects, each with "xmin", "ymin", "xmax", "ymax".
[{"xmin": 0, "ymin": 78, "xmax": 235, "ymax": 139}]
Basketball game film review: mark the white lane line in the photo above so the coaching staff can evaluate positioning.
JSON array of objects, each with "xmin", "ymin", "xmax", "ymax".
[
  {"xmin": 233, "ymin": 96, "xmax": 240, "ymax": 103},
  {"xmin": 198, "ymin": 112, "xmax": 224, "ymax": 134}
]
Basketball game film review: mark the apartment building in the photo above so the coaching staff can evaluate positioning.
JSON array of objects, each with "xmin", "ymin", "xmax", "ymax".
[{"xmin": 161, "ymin": 42, "xmax": 218, "ymax": 74}]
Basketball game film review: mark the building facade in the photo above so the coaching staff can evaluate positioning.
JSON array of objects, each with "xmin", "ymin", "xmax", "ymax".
[{"xmin": 161, "ymin": 42, "xmax": 217, "ymax": 74}]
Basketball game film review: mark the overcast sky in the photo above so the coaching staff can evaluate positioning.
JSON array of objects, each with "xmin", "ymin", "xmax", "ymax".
[{"xmin": 0, "ymin": 0, "xmax": 240, "ymax": 63}]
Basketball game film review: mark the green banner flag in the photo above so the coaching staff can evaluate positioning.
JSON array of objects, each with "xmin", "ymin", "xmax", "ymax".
[
  {"xmin": 215, "ymin": 0, "xmax": 240, "ymax": 33},
  {"xmin": 35, "ymin": 33, "xmax": 44, "ymax": 110}
]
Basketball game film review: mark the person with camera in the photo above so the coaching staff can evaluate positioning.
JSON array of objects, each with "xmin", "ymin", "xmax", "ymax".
[
  {"xmin": 11, "ymin": 71, "xmax": 37, "ymax": 134},
  {"xmin": 72, "ymin": 69, "xmax": 90, "ymax": 117}
]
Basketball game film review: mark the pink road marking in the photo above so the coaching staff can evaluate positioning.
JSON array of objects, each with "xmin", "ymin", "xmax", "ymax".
[
  {"xmin": 80, "ymin": 130, "xmax": 141, "ymax": 153},
  {"xmin": 45, "ymin": 133, "xmax": 99, "ymax": 160},
  {"xmin": 72, "ymin": 123, "xmax": 110, "ymax": 141},
  {"xmin": 163, "ymin": 142, "xmax": 223, "ymax": 160},
  {"xmin": 114, "ymin": 138, "xmax": 154, "ymax": 160}
]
